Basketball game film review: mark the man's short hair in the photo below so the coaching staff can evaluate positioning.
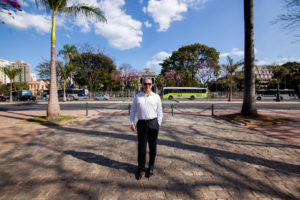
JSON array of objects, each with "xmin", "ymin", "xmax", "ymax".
[{"xmin": 143, "ymin": 78, "xmax": 152, "ymax": 84}]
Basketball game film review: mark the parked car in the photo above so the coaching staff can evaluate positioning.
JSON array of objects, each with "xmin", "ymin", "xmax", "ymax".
[
  {"xmin": 18, "ymin": 95, "xmax": 36, "ymax": 101},
  {"xmin": 58, "ymin": 94, "xmax": 74, "ymax": 101},
  {"xmin": 12, "ymin": 90, "xmax": 36, "ymax": 101},
  {"xmin": 94, "ymin": 94, "xmax": 109, "ymax": 100},
  {"xmin": 0, "ymin": 96, "xmax": 7, "ymax": 102}
]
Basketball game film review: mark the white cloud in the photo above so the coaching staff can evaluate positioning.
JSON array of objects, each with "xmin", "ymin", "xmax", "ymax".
[
  {"xmin": 256, "ymin": 57, "xmax": 300, "ymax": 65},
  {"xmin": 94, "ymin": 0, "xmax": 143, "ymax": 50},
  {"xmin": 144, "ymin": 21, "xmax": 152, "ymax": 28},
  {"xmin": 145, "ymin": 0, "xmax": 209, "ymax": 32},
  {"xmin": 146, "ymin": 51, "xmax": 171, "ymax": 72},
  {"xmin": 0, "ymin": 10, "xmax": 51, "ymax": 33},
  {"xmin": 220, "ymin": 48, "xmax": 244, "ymax": 57},
  {"xmin": 75, "ymin": 17, "xmax": 91, "ymax": 33},
  {"xmin": 220, "ymin": 48, "xmax": 258, "ymax": 58},
  {"xmin": 68, "ymin": 0, "xmax": 143, "ymax": 50}
]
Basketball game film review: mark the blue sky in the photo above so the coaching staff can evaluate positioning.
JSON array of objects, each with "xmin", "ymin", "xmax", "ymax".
[{"xmin": 0, "ymin": 0, "xmax": 299, "ymax": 77}]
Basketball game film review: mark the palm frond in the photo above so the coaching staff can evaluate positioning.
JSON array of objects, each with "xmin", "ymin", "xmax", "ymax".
[{"xmin": 62, "ymin": 5, "xmax": 107, "ymax": 22}]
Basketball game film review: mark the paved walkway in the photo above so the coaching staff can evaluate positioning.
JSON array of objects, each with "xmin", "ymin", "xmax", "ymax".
[{"xmin": 0, "ymin": 112, "xmax": 300, "ymax": 199}]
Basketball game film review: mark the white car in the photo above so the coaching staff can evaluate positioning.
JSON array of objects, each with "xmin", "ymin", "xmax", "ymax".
[{"xmin": 94, "ymin": 94, "xmax": 110, "ymax": 100}]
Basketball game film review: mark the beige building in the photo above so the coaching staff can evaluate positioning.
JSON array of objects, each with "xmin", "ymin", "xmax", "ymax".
[
  {"xmin": 255, "ymin": 65, "xmax": 273, "ymax": 89},
  {"xmin": 28, "ymin": 79, "xmax": 50, "ymax": 96}
]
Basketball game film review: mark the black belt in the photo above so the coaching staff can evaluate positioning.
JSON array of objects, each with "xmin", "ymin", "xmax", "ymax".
[{"xmin": 138, "ymin": 118, "xmax": 157, "ymax": 122}]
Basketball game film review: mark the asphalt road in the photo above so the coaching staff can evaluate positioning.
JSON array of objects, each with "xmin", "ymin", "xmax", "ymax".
[{"xmin": 0, "ymin": 100, "xmax": 300, "ymax": 112}]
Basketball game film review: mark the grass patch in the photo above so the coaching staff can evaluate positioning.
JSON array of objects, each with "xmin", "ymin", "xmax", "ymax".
[
  {"xmin": 223, "ymin": 113, "xmax": 291, "ymax": 125},
  {"xmin": 26, "ymin": 115, "xmax": 78, "ymax": 124}
]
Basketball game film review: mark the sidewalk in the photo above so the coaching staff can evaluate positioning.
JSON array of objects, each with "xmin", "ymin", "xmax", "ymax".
[{"xmin": 0, "ymin": 108, "xmax": 300, "ymax": 199}]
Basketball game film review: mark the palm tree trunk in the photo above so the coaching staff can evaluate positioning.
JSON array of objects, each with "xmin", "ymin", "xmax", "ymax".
[
  {"xmin": 9, "ymin": 82, "xmax": 12, "ymax": 103},
  {"xmin": 63, "ymin": 80, "xmax": 66, "ymax": 102},
  {"xmin": 241, "ymin": 0, "xmax": 257, "ymax": 116},
  {"xmin": 47, "ymin": 10, "xmax": 60, "ymax": 120},
  {"xmin": 229, "ymin": 75, "xmax": 232, "ymax": 102},
  {"xmin": 276, "ymin": 80, "xmax": 280, "ymax": 102}
]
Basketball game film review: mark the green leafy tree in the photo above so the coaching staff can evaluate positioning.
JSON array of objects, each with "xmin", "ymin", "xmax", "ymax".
[
  {"xmin": 221, "ymin": 56, "xmax": 244, "ymax": 101},
  {"xmin": 282, "ymin": 62, "xmax": 300, "ymax": 95},
  {"xmin": 160, "ymin": 43, "xmax": 219, "ymax": 86},
  {"xmin": 34, "ymin": 0, "xmax": 106, "ymax": 120},
  {"xmin": 1, "ymin": 67, "xmax": 22, "ymax": 103},
  {"xmin": 58, "ymin": 44, "xmax": 79, "ymax": 87},
  {"xmin": 271, "ymin": 65, "xmax": 290, "ymax": 101},
  {"xmin": 241, "ymin": 0, "xmax": 257, "ymax": 116},
  {"xmin": 13, "ymin": 82, "xmax": 29, "ymax": 90},
  {"xmin": 57, "ymin": 62, "xmax": 72, "ymax": 102},
  {"xmin": 72, "ymin": 52, "xmax": 116, "ymax": 98},
  {"xmin": 108, "ymin": 69, "xmax": 121, "ymax": 93},
  {"xmin": 160, "ymin": 70, "xmax": 184, "ymax": 87}
]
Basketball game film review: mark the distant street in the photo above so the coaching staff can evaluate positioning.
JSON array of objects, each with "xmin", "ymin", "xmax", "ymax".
[{"xmin": 1, "ymin": 100, "xmax": 300, "ymax": 112}]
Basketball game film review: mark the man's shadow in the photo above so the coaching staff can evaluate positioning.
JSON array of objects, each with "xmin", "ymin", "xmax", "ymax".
[{"xmin": 64, "ymin": 150, "xmax": 136, "ymax": 174}]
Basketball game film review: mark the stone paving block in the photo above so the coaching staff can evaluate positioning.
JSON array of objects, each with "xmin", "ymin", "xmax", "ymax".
[
  {"xmin": 101, "ymin": 194, "xmax": 119, "ymax": 200},
  {"xmin": 202, "ymin": 191, "xmax": 218, "ymax": 199},
  {"xmin": 191, "ymin": 190, "xmax": 205, "ymax": 199},
  {"xmin": 216, "ymin": 190, "xmax": 231, "ymax": 198},
  {"xmin": 208, "ymin": 185, "xmax": 224, "ymax": 191},
  {"xmin": 118, "ymin": 193, "xmax": 132, "ymax": 200},
  {"xmin": 147, "ymin": 191, "xmax": 165, "ymax": 199},
  {"xmin": 130, "ymin": 192, "xmax": 150, "ymax": 199}
]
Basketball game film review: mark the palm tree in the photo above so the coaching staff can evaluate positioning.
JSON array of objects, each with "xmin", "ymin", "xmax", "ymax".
[
  {"xmin": 1, "ymin": 67, "xmax": 22, "ymax": 103},
  {"xmin": 58, "ymin": 44, "xmax": 79, "ymax": 62},
  {"xmin": 58, "ymin": 44, "xmax": 79, "ymax": 87},
  {"xmin": 35, "ymin": 0, "xmax": 106, "ymax": 120},
  {"xmin": 57, "ymin": 62, "xmax": 72, "ymax": 102},
  {"xmin": 271, "ymin": 65, "xmax": 290, "ymax": 102},
  {"xmin": 222, "ymin": 56, "xmax": 244, "ymax": 101},
  {"xmin": 241, "ymin": 0, "xmax": 257, "ymax": 116}
]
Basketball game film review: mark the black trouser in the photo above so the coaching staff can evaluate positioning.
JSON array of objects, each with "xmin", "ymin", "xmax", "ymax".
[{"xmin": 136, "ymin": 118, "xmax": 159, "ymax": 170}]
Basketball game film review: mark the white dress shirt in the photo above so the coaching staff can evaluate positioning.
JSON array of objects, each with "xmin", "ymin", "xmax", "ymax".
[{"xmin": 130, "ymin": 91, "xmax": 163, "ymax": 126}]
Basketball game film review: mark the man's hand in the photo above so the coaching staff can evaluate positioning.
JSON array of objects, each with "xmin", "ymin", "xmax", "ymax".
[{"xmin": 131, "ymin": 124, "xmax": 136, "ymax": 131}]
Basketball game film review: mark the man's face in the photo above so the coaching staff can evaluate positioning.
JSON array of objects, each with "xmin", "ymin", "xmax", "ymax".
[{"xmin": 143, "ymin": 79, "xmax": 152, "ymax": 93}]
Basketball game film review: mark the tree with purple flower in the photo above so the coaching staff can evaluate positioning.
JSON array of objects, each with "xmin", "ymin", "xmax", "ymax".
[
  {"xmin": 160, "ymin": 70, "xmax": 184, "ymax": 87},
  {"xmin": 119, "ymin": 63, "xmax": 141, "ymax": 97},
  {"xmin": 0, "ymin": 0, "xmax": 22, "ymax": 24},
  {"xmin": 160, "ymin": 43, "xmax": 219, "ymax": 87}
]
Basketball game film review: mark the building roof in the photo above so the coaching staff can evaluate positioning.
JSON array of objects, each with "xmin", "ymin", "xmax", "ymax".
[
  {"xmin": 0, "ymin": 59, "xmax": 13, "ymax": 67},
  {"xmin": 140, "ymin": 67, "xmax": 156, "ymax": 76}
]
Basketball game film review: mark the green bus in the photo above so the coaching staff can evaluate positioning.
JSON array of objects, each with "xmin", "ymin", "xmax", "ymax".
[{"xmin": 162, "ymin": 87, "xmax": 208, "ymax": 100}]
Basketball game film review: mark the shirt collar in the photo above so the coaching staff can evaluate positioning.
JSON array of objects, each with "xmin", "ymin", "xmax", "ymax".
[{"xmin": 143, "ymin": 91, "xmax": 153, "ymax": 96}]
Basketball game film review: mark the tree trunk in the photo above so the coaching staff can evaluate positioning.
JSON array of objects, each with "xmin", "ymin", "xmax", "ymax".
[
  {"xmin": 241, "ymin": 0, "xmax": 257, "ymax": 116},
  {"xmin": 229, "ymin": 75, "xmax": 232, "ymax": 102},
  {"xmin": 276, "ymin": 80, "xmax": 281, "ymax": 102},
  {"xmin": 63, "ymin": 80, "xmax": 66, "ymax": 102},
  {"xmin": 9, "ymin": 82, "xmax": 12, "ymax": 103},
  {"xmin": 47, "ymin": 10, "xmax": 60, "ymax": 120}
]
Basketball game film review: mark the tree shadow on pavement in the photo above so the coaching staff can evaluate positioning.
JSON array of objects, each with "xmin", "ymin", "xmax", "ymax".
[
  {"xmin": 190, "ymin": 125, "xmax": 300, "ymax": 149},
  {"xmin": 0, "ymin": 114, "xmax": 299, "ymax": 199},
  {"xmin": 64, "ymin": 150, "xmax": 136, "ymax": 174}
]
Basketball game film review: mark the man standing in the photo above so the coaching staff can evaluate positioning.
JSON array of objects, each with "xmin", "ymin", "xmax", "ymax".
[{"xmin": 130, "ymin": 78, "xmax": 163, "ymax": 180}]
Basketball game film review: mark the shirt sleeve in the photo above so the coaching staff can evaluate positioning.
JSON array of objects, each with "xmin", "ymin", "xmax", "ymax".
[
  {"xmin": 130, "ymin": 95, "xmax": 137, "ymax": 125},
  {"xmin": 156, "ymin": 95, "xmax": 163, "ymax": 126}
]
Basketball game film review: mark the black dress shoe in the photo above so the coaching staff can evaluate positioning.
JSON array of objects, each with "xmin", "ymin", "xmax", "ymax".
[
  {"xmin": 135, "ymin": 169, "xmax": 143, "ymax": 180},
  {"xmin": 145, "ymin": 167, "xmax": 153, "ymax": 178}
]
